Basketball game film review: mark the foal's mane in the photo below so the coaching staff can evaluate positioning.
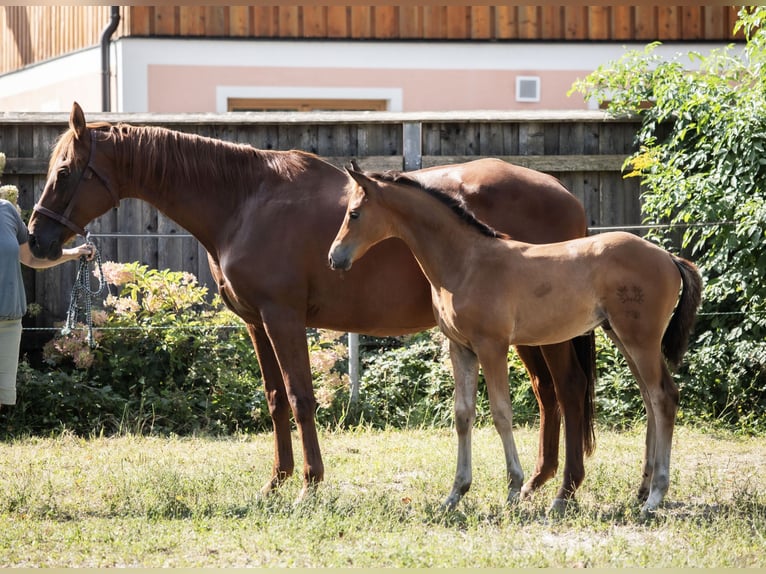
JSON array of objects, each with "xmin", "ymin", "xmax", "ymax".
[
  {"xmin": 367, "ymin": 170, "xmax": 509, "ymax": 239},
  {"xmin": 56, "ymin": 121, "xmax": 311, "ymax": 194}
]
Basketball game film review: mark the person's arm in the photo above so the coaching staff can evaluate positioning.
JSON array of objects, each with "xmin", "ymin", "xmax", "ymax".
[{"xmin": 19, "ymin": 241, "xmax": 95, "ymax": 269}]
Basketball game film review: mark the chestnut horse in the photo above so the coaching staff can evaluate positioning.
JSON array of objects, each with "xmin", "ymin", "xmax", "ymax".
[
  {"xmin": 29, "ymin": 102, "xmax": 595, "ymax": 510},
  {"xmin": 328, "ymin": 168, "xmax": 701, "ymax": 515}
]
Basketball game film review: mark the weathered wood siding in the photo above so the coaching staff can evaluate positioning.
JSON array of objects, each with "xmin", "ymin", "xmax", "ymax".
[
  {"xmin": 1, "ymin": 5, "xmax": 744, "ymax": 75},
  {"xmin": 0, "ymin": 111, "xmax": 641, "ymax": 337}
]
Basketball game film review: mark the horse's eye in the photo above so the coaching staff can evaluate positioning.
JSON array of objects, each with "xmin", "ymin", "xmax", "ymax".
[
  {"xmin": 349, "ymin": 210, "xmax": 360, "ymax": 220},
  {"xmin": 58, "ymin": 167, "xmax": 71, "ymax": 179}
]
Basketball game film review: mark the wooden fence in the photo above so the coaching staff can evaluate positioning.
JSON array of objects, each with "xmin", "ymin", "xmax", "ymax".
[{"xmin": 0, "ymin": 110, "xmax": 642, "ymax": 344}]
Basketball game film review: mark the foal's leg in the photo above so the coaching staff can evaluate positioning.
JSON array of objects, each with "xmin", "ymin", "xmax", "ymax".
[
  {"xmin": 247, "ymin": 324, "xmax": 295, "ymax": 495},
  {"xmin": 631, "ymin": 353, "xmax": 679, "ymax": 513},
  {"xmin": 604, "ymin": 331, "xmax": 656, "ymax": 502},
  {"xmin": 515, "ymin": 346, "xmax": 562, "ymax": 496},
  {"xmin": 260, "ymin": 306, "xmax": 324, "ymax": 501},
  {"xmin": 477, "ymin": 341, "xmax": 525, "ymax": 504},
  {"xmin": 444, "ymin": 340, "xmax": 479, "ymax": 510}
]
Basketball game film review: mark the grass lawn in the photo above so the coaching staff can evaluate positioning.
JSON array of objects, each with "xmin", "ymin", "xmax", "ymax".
[{"xmin": 0, "ymin": 424, "xmax": 763, "ymax": 567}]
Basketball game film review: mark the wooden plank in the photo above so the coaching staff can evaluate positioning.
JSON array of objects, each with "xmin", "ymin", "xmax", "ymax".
[
  {"xmin": 350, "ymin": 6, "xmax": 372, "ymax": 39},
  {"xmin": 470, "ymin": 6, "xmax": 491, "ymax": 39},
  {"xmin": 541, "ymin": 6, "xmax": 563, "ymax": 39},
  {"xmin": 446, "ymin": 6, "xmax": 468, "ymax": 40},
  {"xmin": 565, "ymin": 6, "xmax": 587, "ymax": 40},
  {"xmin": 518, "ymin": 122, "xmax": 545, "ymax": 155},
  {"xmin": 682, "ymin": 6, "xmax": 703, "ymax": 40},
  {"xmin": 423, "ymin": 6, "xmax": 445, "ymax": 39},
  {"xmin": 612, "ymin": 6, "xmax": 633, "ymax": 40},
  {"xmin": 327, "ymin": 6, "xmax": 348, "ymax": 38},
  {"xmin": 494, "ymin": 6, "xmax": 515, "ymax": 40},
  {"xmin": 418, "ymin": 155, "xmax": 627, "ymax": 172},
  {"xmin": 374, "ymin": 6, "xmax": 397, "ymax": 39},
  {"xmin": 588, "ymin": 6, "xmax": 610, "ymax": 41},
  {"xmin": 278, "ymin": 6, "xmax": 299, "ymax": 37},
  {"xmin": 634, "ymin": 6, "xmax": 657, "ymax": 41},
  {"xmin": 730, "ymin": 7, "xmax": 745, "ymax": 40},
  {"xmin": 179, "ymin": 7, "xmax": 204, "ymax": 36},
  {"xmin": 518, "ymin": 6, "xmax": 539, "ymax": 40},
  {"xmin": 253, "ymin": 7, "xmax": 276, "ymax": 37},
  {"xmin": 658, "ymin": 6, "xmax": 681, "ymax": 40},
  {"xmin": 229, "ymin": 6, "xmax": 250, "ymax": 37},
  {"xmin": 154, "ymin": 5, "xmax": 177, "ymax": 36},
  {"xmin": 399, "ymin": 6, "xmax": 421, "ymax": 38},
  {"xmin": 206, "ymin": 6, "xmax": 227, "ymax": 36},
  {"xmin": 302, "ymin": 5, "xmax": 327, "ymax": 38}
]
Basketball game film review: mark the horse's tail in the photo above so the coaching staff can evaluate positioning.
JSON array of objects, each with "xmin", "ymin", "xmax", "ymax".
[
  {"xmin": 572, "ymin": 330, "xmax": 597, "ymax": 456},
  {"xmin": 663, "ymin": 256, "xmax": 703, "ymax": 371}
]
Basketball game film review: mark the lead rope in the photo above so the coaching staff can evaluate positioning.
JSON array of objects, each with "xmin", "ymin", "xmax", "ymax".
[{"xmin": 61, "ymin": 235, "xmax": 106, "ymax": 348}]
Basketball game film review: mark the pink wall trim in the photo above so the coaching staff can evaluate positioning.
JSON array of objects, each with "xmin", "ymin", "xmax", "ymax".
[{"xmin": 148, "ymin": 64, "xmax": 591, "ymax": 112}]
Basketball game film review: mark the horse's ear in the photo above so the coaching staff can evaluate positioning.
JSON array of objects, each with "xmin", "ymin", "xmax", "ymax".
[
  {"xmin": 70, "ymin": 102, "xmax": 87, "ymax": 140},
  {"xmin": 349, "ymin": 158, "xmax": 360, "ymax": 171}
]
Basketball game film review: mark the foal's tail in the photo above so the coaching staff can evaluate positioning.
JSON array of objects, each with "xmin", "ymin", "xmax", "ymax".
[{"xmin": 663, "ymin": 256, "xmax": 703, "ymax": 370}]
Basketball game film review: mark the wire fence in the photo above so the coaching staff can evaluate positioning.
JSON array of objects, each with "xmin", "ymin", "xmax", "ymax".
[{"xmin": 21, "ymin": 218, "xmax": 751, "ymax": 336}]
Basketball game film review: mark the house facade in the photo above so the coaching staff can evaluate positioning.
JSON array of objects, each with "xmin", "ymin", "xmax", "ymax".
[{"xmin": 0, "ymin": 5, "xmax": 743, "ymax": 113}]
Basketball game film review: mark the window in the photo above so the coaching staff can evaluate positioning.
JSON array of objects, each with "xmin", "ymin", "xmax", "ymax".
[{"xmin": 227, "ymin": 97, "xmax": 388, "ymax": 112}]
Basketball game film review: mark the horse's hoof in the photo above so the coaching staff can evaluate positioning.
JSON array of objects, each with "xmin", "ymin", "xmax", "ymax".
[
  {"xmin": 442, "ymin": 493, "xmax": 462, "ymax": 511},
  {"xmin": 547, "ymin": 497, "xmax": 569, "ymax": 517},
  {"xmin": 520, "ymin": 484, "xmax": 534, "ymax": 500}
]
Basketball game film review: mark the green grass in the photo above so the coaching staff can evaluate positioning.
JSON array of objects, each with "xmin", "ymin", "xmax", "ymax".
[{"xmin": 0, "ymin": 425, "xmax": 763, "ymax": 567}]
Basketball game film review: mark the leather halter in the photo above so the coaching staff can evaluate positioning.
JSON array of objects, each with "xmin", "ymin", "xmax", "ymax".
[{"xmin": 33, "ymin": 130, "xmax": 120, "ymax": 238}]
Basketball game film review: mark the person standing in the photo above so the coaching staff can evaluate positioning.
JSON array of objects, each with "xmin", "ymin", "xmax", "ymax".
[{"xmin": 0, "ymin": 191, "xmax": 95, "ymax": 410}]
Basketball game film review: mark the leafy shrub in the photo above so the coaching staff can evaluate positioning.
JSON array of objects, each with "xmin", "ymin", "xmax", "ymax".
[
  {"xmin": 570, "ymin": 7, "xmax": 766, "ymax": 433},
  {"xmin": 7, "ymin": 262, "xmax": 267, "ymax": 436}
]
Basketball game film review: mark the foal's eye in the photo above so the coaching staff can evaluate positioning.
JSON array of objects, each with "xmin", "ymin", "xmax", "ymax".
[{"xmin": 349, "ymin": 210, "xmax": 360, "ymax": 220}]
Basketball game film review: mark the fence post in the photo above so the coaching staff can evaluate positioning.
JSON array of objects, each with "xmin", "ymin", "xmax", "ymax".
[
  {"xmin": 348, "ymin": 332, "xmax": 360, "ymax": 404},
  {"xmin": 403, "ymin": 121, "xmax": 422, "ymax": 171}
]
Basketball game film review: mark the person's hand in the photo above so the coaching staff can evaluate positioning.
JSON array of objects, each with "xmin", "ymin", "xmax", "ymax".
[{"xmin": 68, "ymin": 243, "xmax": 96, "ymax": 261}]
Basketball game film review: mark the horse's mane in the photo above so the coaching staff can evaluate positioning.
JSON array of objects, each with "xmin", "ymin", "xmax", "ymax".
[
  {"xmin": 365, "ymin": 170, "xmax": 509, "ymax": 240},
  {"xmin": 54, "ymin": 121, "xmax": 312, "ymax": 194}
]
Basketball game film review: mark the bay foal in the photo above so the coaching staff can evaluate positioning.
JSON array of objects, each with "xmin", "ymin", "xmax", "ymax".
[{"xmin": 328, "ymin": 168, "xmax": 701, "ymax": 515}]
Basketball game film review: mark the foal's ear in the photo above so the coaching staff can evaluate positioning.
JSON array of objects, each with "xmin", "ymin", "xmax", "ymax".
[
  {"xmin": 344, "ymin": 166, "xmax": 376, "ymax": 196},
  {"xmin": 69, "ymin": 101, "xmax": 88, "ymax": 141}
]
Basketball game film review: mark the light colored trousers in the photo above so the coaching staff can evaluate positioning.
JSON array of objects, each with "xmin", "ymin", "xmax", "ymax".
[{"xmin": 0, "ymin": 319, "xmax": 22, "ymax": 405}]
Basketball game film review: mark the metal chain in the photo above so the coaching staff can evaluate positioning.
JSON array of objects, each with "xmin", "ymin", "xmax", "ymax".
[{"xmin": 61, "ymin": 237, "xmax": 106, "ymax": 348}]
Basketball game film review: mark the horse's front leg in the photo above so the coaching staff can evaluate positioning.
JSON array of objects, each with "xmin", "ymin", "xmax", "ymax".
[
  {"xmin": 477, "ymin": 341, "xmax": 524, "ymax": 504},
  {"xmin": 260, "ymin": 306, "xmax": 324, "ymax": 501},
  {"xmin": 443, "ymin": 340, "xmax": 479, "ymax": 510},
  {"xmin": 246, "ymin": 324, "xmax": 295, "ymax": 495}
]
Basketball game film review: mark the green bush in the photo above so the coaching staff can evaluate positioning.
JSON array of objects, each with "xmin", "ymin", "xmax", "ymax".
[
  {"xmin": 570, "ymin": 7, "xmax": 766, "ymax": 433},
  {"xmin": 7, "ymin": 262, "xmax": 267, "ymax": 437}
]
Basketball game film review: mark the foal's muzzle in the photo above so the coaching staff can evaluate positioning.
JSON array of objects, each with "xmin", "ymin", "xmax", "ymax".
[{"xmin": 327, "ymin": 245, "xmax": 353, "ymax": 271}]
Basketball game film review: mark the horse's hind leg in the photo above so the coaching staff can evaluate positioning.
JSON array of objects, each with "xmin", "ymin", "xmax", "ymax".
[
  {"xmin": 539, "ymin": 341, "xmax": 590, "ymax": 514},
  {"xmin": 515, "ymin": 346, "xmax": 562, "ymax": 497},
  {"xmin": 247, "ymin": 324, "xmax": 295, "ymax": 495},
  {"xmin": 444, "ymin": 340, "xmax": 479, "ymax": 510},
  {"xmin": 476, "ymin": 341, "xmax": 525, "ymax": 504}
]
